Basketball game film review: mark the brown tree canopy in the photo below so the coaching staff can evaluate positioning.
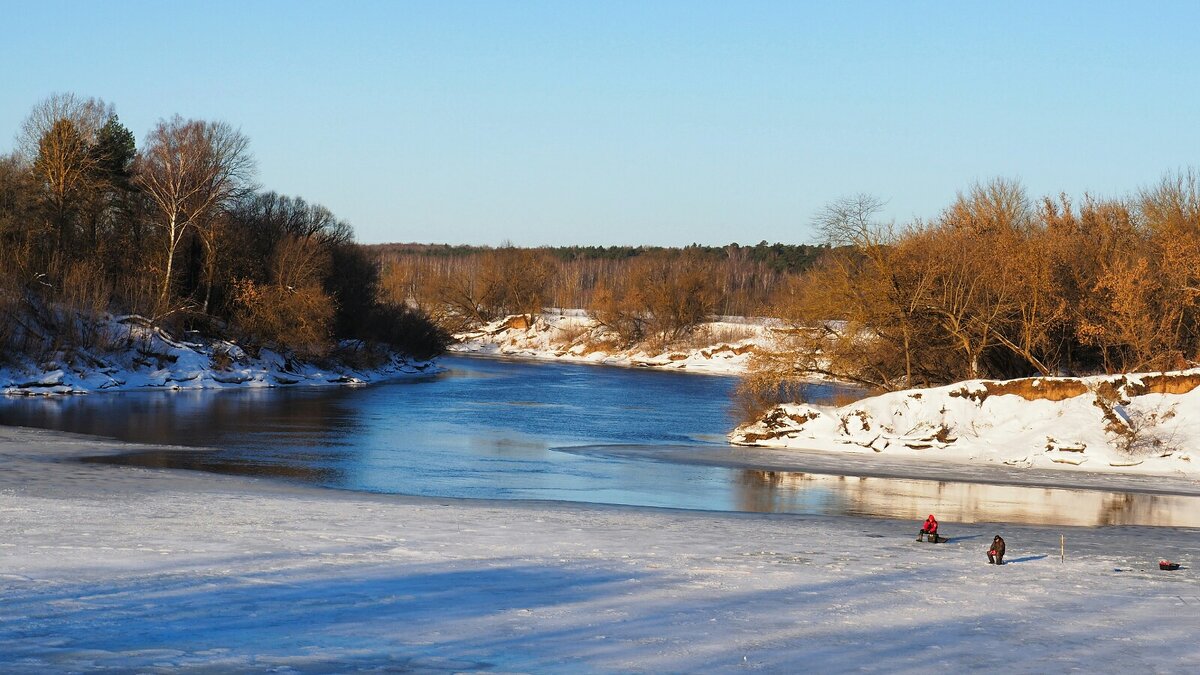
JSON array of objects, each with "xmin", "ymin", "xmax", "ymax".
[{"xmin": 749, "ymin": 173, "xmax": 1200, "ymax": 403}]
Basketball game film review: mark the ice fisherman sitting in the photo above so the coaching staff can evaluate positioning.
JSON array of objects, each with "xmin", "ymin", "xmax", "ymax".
[{"xmin": 916, "ymin": 514, "xmax": 944, "ymax": 543}]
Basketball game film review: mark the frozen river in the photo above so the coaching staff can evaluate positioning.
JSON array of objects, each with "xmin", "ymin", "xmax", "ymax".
[{"xmin": 3, "ymin": 355, "xmax": 1198, "ymax": 527}]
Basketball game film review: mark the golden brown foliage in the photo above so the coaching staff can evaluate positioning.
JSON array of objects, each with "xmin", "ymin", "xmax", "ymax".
[
  {"xmin": 754, "ymin": 172, "xmax": 1200, "ymax": 394},
  {"xmin": 374, "ymin": 243, "xmax": 822, "ymax": 334},
  {"xmin": 589, "ymin": 253, "xmax": 720, "ymax": 348},
  {"xmin": 231, "ymin": 279, "xmax": 334, "ymax": 358}
]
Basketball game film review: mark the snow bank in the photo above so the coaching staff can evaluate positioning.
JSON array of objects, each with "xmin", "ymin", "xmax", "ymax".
[
  {"xmin": 450, "ymin": 312, "xmax": 770, "ymax": 375},
  {"xmin": 0, "ymin": 314, "xmax": 435, "ymax": 396},
  {"xmin": 732, "ymin": 371, "xmax": 1200, "ymax": 477}
]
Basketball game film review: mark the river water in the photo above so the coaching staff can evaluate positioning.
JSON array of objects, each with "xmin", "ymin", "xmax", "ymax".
[{"xmin": 3, "ymin": 355, "xmax": 1198, "ymax": 527}]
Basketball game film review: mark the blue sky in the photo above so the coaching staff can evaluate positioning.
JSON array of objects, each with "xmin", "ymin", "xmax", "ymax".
[{"xmin": 2, "ymin": 1, "xmax": 1197, "ymax": 246}]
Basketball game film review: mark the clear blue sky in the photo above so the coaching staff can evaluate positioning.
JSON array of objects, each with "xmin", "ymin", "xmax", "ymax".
[{"xmin": 2, "ymin": 1, "xmax": 1197, "ymax": 246}]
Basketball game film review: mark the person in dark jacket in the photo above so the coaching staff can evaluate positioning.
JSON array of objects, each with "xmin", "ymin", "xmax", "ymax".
[
  {"xmin": 916, "ymin": 514, "xmax": 943, "ymax": 543},
  {"xmin": 988, "ymin": 535, "xmax": 1006, "ymax": 564}
]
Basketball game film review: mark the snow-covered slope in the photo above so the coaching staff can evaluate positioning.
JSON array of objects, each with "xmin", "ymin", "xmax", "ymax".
[
  {"xmin": 450, "ymin": 312, "xmax": 766, "ymax": 375},
  {"xmin": 732, "ymin": 371, "xmax": 1200, "ymax": 477},
  {"xmin": 0, "ymin": 314, "xmax": 435, "ymax": 395}
]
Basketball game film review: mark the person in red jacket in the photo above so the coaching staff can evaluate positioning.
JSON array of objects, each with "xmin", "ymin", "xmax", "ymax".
[{"xmin": 916, "ymin": 514, "xmax": 943, "ymax": 543}]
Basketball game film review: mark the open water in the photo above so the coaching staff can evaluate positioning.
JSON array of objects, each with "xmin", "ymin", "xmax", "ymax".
[{"xmin": 3, "ymin": 355, "xmax": 1198, "ymax": 527}]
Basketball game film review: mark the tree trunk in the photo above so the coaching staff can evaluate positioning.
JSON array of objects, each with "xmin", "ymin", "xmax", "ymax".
[{"xmin": 158, "ymin": 214, "xmax": 179, "ymax": 316}]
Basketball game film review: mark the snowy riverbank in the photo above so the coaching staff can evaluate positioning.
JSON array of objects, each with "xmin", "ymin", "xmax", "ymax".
[
  {"xmin": 0, "ymin": 315, "xmax": 435, "ymax": 395},
  {"xmin": 733, "ymin": 370, "xmax": 1200, "ymax": 479},
  {"xmin": 2, "ymin": 427, "xmax": 1199, "ymax": 671},
  {"xmin": 450, "ymin": 311, "xmax": 767, "ymax": 375}
]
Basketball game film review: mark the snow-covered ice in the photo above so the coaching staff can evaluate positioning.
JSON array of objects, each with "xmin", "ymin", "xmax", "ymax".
[{"xmin": 2, "ymin": 427, "xmax": 1198, "ymax": 672}]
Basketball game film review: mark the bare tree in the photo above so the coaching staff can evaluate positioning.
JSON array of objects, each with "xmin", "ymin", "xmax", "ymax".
[
  {"xmin": 478, "ymin": 247, "xmax": 556, "ymax": 322},
  {"xmin": 18, "ymin": 93, "xmax": 111, "ymax": 160},
  {"xmin": 812, "ymin": 193, "xmax": 889, "ymax": 249},
  {"xmin": 588, "ymin": 252, "xmax": 720, "ymax": 347},
  {"xmin": 19, "ymin": 94, "xmax": 114, "ymax": 254},
  {"xmin": 941, "ymin": 178, "xmax": 1032, "ymax": 235},
  {"xmin": 810, "ymin": 194, "xmax": 940, "ymax": 385},
  {"xmin": 134, "ymin": 116, "xmax": 255, "ymax": 316}
]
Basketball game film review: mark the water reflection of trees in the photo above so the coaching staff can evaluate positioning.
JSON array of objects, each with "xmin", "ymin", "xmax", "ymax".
[
  {"xmin": 2, "ymin": 388, "xmax": 357, "ymax": 447},
  {"xmin": 7, "ymin": 388, "xmax": 360, "ymax": 485},
  {"xmin": 736, "ymin": 470, "xmax": 1200, "ymax": 528},
  {"xmin": 88, "ymin": 450, "xmax": 339, "ymax": 483}
]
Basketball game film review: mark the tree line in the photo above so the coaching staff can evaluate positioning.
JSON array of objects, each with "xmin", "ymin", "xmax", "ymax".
[
  {"xmin": 372, "ymin": 242, "xmax": 831, "ymax": 342},
  {"xmin": 0, "ymin": 93, "xmax": 445, "ymax": 361},
  {"xmin": 742, "ymin": 173, "xmax": 1200, "ymax": 410},
  {"xmin": 374, "ymin": 241, "xmax": 826, "ymax": 272}
]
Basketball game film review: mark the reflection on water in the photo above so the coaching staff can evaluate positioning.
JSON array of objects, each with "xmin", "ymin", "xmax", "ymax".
[
  {"xmin": 3, "ymin": 355, "xmax": 1196, "ymax": 527},
  {"xmin": 737, "ymin": 470, "xmax": 1200, "ymax": 528},
  {"xmin": 91, "ymin": 450, "xmax": 343, "ymax": 484},
  {"xmin": 2, "ymin": 384, "xmax": 367, "ymax": 449}
]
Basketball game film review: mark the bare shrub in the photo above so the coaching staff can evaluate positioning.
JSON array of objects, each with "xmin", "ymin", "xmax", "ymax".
[
  {"xmin": 232, "ymin": 279, "xmax": 334, "ymax": 358},
  {"xmin": 58, "ymin": 259, "xmax": 113, "ymax": 349},
  {"xmin": 589, "ymin": 280, "xmax": 643, "ymax": 346},
  {"xmin": 550, "ymin": 320, "xmax": 590, "ymax": 347},
  {"xmin": 588, "ymin": 253, "xmax": 719, "ymax": 347},
  {"xmin": 673, "ymin": 323, "xmax": 758, "ymax": 350},
  {"xmin": 734, "ymin": 349, "xmax": 816, "ymax": 424},
  {"xmin": 708, "ymin": 323, "xmax": 758, "ymax": 344},
  {"xmin": 478, "ymin": 248, "xmax": 555, "ymax": 321},
  {"xmin": 579, "ymin": 332, "xmax": 623, "ymax": 355}
]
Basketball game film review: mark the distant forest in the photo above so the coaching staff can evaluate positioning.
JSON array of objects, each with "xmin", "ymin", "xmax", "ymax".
[
  {"xmin": 0, "ymin": 93, "xmax": 445, "ymax": 361},
  {"xmin": 372, "ymin": 241, "xmax": 826, "ymax": 272},
  {"xmin": 370, "ymin": 242, "xmax": 832, "ymax": 338}
]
